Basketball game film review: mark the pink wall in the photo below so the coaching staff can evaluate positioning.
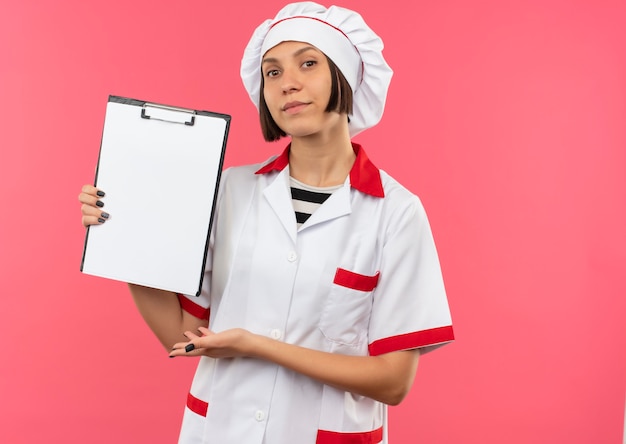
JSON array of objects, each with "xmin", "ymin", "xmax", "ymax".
[{"xmin": 1, "ymin": 1, "xmax": 624, "ymax": 442}]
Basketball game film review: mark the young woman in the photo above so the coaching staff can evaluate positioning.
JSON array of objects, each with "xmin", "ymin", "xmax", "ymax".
[{"xmin": 79, "ymin": 3, "xmax": 453, "ymax": 443}]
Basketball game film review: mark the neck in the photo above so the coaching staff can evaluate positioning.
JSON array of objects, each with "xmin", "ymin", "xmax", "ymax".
[{"xmin": 288, "ymin": 119, "xmax": 355, "ymax": 187}]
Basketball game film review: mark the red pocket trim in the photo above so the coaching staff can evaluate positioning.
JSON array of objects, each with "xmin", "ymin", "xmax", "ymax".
[
  {"xmin": 333, "ymin": 268, "xmax": 380, "ymax": 292},
  {"xmin": 186, "ymin": 392, "xmax": 208, "ymax": 417},
  {"xmin": 317, "ymin": 426, "xmax": 383, "ymax": 443}
]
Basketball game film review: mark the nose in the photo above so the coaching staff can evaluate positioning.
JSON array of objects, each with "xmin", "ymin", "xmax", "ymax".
[{"xmin": 280, "ymin": 67, "xmax": 301, "ymax": 94}]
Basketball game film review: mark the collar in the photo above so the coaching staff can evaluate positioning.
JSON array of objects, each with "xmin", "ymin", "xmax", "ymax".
[{"xmin": 255, "ymin": 142, "xmax": 384, "ymax": 198}]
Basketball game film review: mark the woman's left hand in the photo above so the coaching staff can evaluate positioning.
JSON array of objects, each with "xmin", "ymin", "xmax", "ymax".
[
  {"xmin": 169, "ymin": 327, "xmax": 255, "ymax": 359},
  {"xmin": 169, "ymin": 325, "xmax": 419, "ymax": 405}
]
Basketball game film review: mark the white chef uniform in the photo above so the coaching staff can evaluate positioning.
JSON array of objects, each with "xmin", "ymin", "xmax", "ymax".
[{"xmin": 177, "ymin": 143, "xmax": 454, "ymax": 443}]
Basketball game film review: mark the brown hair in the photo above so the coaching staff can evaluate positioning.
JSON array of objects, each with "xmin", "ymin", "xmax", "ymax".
[{"xmin": 259, "ymin": 56, "xmax": 354, "ymax": 142}]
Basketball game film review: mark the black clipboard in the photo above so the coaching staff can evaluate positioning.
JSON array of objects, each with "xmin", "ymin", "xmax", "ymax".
[{"xmin": 81, "ymin": 95, "xmax": 230, "ymax": 296}]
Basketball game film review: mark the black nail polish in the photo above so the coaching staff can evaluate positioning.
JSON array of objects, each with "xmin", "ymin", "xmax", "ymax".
[
  {"xmin": 96, "ymin": 190, "xmax": 105, "ymax": 197},
  {"xmin": 96, "ymin": 200, "xmax": 104, "ymax": 208},
  {"xmin": 98, "ymin": 218, "xmax": 106, "ymax": 224},
  {"xmin": 101, "ymin": 212, "xmax": 110, "ymax": 219}
]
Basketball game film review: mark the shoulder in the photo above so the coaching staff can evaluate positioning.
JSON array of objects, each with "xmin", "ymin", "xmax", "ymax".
[
  {"xmin": 378, "ymin": 169, "xmax": 427, "ymax": 217},
  {"xmin": 222, "ymin": 162, "xmax": 262, "ymax": 182},
  {"xmin": 220, "ymin": 155, "xmax": 279, "ymax": 188},
  {"xmin": 369, "ymin": 169, "xmax": 435, "ymax": 241}
]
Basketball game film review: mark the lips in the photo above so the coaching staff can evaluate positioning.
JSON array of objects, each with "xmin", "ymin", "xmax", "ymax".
[{"xmin": 282, "ymin": 101, "xmax": 309, "ymax": 114}]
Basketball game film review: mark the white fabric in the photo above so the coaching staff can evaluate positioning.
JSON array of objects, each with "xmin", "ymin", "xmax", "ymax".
[
  {"xmin": 261, "ymin": 17, "xmax": 361, "ymax": 90},
  {"xmin": 241, "ymin": 1, "xmax": 393, "ymax": 137},
  {"xmin": 177, "ymin": 150, "xmax": 453, "ymax": 443}
]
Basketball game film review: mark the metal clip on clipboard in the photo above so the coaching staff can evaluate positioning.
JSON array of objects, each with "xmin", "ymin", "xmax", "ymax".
[{"xmin": 141, "ymin": 102, "xmax": 196, "ymax": 126}]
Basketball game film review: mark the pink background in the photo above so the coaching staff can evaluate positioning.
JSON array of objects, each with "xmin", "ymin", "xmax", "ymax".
[{"xmin": 1, "ymin": 1, "xmax": 625, "ymax": 443}]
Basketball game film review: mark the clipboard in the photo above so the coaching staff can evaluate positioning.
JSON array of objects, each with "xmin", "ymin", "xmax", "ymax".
[{"xmin": 80, "ymin": 95, "xmax": 230, "ymax": 296}]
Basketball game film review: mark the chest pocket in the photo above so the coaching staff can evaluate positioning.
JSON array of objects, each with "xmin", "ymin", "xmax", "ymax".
[{"xmin": 319, "ymin": 268, "xmax": 380, "ymax": 347}]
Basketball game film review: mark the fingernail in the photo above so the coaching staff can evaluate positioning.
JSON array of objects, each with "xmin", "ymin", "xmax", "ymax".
[
  {"xmin": 169, "ymin": 355, "xmax": 175, "ymax": 359},
  {"xmin": 185, "ymin": 344, "xmax": 195, "ymax": 353},
  {"xmin": 96, "ymin": 200, "xmax": 104, "ymax": 208},
  {"xmin": 98, "ymin": 218, "xmax": 106, "ymax": 224},
  {"xmin": 96, "ymin": 190, "xmax": 105, "ymax": 197},
  {"xmin": 101, "ymin": 212, "xmax": 110, "ymax": 219}
]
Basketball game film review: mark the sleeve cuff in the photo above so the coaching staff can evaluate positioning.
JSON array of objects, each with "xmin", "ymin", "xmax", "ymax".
[
  {"xmin": 177, "ymin": 293, "xmax": 210, "ymax": 320},
  {"xmin": 368, "ymin": 325, "xmax": 454, "ymax": 356}
]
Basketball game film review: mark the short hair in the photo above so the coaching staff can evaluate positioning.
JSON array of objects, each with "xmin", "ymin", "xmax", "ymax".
[{"xmin": 259, "ymin": 56, "xmax": 354, "ymax": 142}]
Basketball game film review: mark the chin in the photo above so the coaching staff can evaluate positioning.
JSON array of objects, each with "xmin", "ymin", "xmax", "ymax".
[
  {"xmin": 279, "ymin": 116, "xmax": 343, "ymax": 140},
  {"xmin": 283, "ymin": 126, "xmax": 323, "ymax": 139}
]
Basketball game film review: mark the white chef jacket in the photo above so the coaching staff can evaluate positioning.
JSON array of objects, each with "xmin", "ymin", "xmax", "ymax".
[{"xmin": 177, "ymin": 143, "xmax": 454, "ymax": 444}]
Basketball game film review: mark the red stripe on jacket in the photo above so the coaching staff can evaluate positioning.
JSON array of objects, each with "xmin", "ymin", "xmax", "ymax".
[
  {"xmin": 317, "ymin": 426, "xmax": 383, "ymax": 444},
  {"xmin": 369, "ymin": 326, "xmax": 454, "ymax": 356},
  {"xmin": 177, "ymin": 293, "xmax": 210, "ymax": 320},
  {"xmin": 186, "ymin": 392, "xmax": 208, "ymax": 417}
]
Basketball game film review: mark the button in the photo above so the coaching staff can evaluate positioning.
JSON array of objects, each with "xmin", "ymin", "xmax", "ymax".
[
  {"xmin": 255, "ymin": 410, "xmax": 265, "ymax": 421},
  {"xmin": 270, "ymin": 329, "xmax": 282, "ymax": 340},
  {"xmin": 287, "ymin": 251, "xmax": 298, "ymax": 262}
]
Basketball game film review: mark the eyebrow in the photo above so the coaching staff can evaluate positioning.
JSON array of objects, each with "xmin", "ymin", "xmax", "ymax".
[{"xmin": 261, "ymin": 45, "xmax": 319, "ymax": 65}]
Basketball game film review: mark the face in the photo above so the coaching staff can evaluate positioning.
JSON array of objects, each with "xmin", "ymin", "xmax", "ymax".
[{"xmin": 261, "ymin": 41, "xmax": 346, "ymax": 139}]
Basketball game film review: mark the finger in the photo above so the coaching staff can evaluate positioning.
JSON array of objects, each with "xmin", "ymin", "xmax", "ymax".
[
  {"xmin": 169, "ymin": 341, "xmax": 201, "ymax": 358},
  {"xmin": 78, "ymin": 192, "xmax": 105, "ymax": 208},
  {"xmin": 197, "ymin": 326, "xmax": 212, "ymax": 336},
  {"xmin": 170, "ymin": 341, "xmax": 192, "ymax": 352},
  {"xmin": 82, "ymin": 215, "xmax": 107, "ymax": 227},
  {"xmin": 81, "ymin": 203, "xmax": 108, "ymax": 218},
  {"xmin": 78, "ymin": 192, "xmax": 97, "ymax": 206},
  {"xmin": 183, "ymin": 330, "xmax": 200, "ymax": 340},
  {"xmin": 78, "ymin": 187, "xmax": 105, "ymax": 204},
  {"xmin": 81, "ymin": 184, "xmax": 106, "ymax": 197},
  {"xmin": 78, "ymin": 185, "xmax": 106, "ymax": 211},
  {"xmin": 170, "ymin": 340, "xmax": 193, "ymax": 351},
  {"xmin": 170, "ymin": 350, "xmax": 199, "ymax": 358},
  {"xmin": 79, "ymin": 183, "xmax": 108, "ymax": 227},
  {"xmin": 81, "ymin": 204, "xmax": 110, "ymax": 227}
]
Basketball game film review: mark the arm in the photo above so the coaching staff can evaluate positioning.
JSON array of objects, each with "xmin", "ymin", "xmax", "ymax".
[
  {"xmin": 170, "ymin": 327, "xmax": 420, "ymax": 406},
  {"xmin": 128, "ymin": 284, "xmax": 207, "ymax": 351},
  {"xmin": 79, "ymin": 185, "xmax": 207, "ymax": 350}
]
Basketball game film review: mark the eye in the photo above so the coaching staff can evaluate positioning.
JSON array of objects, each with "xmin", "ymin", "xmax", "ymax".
[
  {"xmin": 266, "ymin": 69, "xmax": 280, "ymax": 78},
  {"xmin": 302, "ymin": 60, "xmax": 317, "ymax": 68}
]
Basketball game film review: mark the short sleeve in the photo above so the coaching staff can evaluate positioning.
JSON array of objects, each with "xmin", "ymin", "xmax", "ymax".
[
  {"xmin": 177, "ymin": 271, "xmax": 211, "ymax": 319},
  {"xmin": 368, "ymin": 195, "xmax": 453, "ymax": 356}
]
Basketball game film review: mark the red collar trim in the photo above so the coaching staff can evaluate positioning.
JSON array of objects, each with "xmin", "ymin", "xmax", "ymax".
[{"xmin": 255, "ymin": 142, "xmax": 384, "ymax": 198}]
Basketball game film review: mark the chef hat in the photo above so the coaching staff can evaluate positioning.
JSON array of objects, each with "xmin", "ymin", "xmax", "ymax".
[{"xmin": 240, "ymin": 2, "xmax": 393, "ymax": 137}]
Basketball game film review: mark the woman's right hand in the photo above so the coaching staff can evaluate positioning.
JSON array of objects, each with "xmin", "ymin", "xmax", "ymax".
[{"xmin": 78, "ymin": 184, "xmax": 109, "ymax": 227}]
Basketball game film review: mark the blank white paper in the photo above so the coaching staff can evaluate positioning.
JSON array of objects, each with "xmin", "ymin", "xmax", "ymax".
[{"xmin": 81, "ymin": 97, "xmax": 229, "ymax": 296}]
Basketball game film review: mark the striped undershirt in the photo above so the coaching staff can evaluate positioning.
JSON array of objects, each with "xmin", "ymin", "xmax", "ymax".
[{"xmin": 290, "ymin": 177, "xmax": 342, "ymax": 228}]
